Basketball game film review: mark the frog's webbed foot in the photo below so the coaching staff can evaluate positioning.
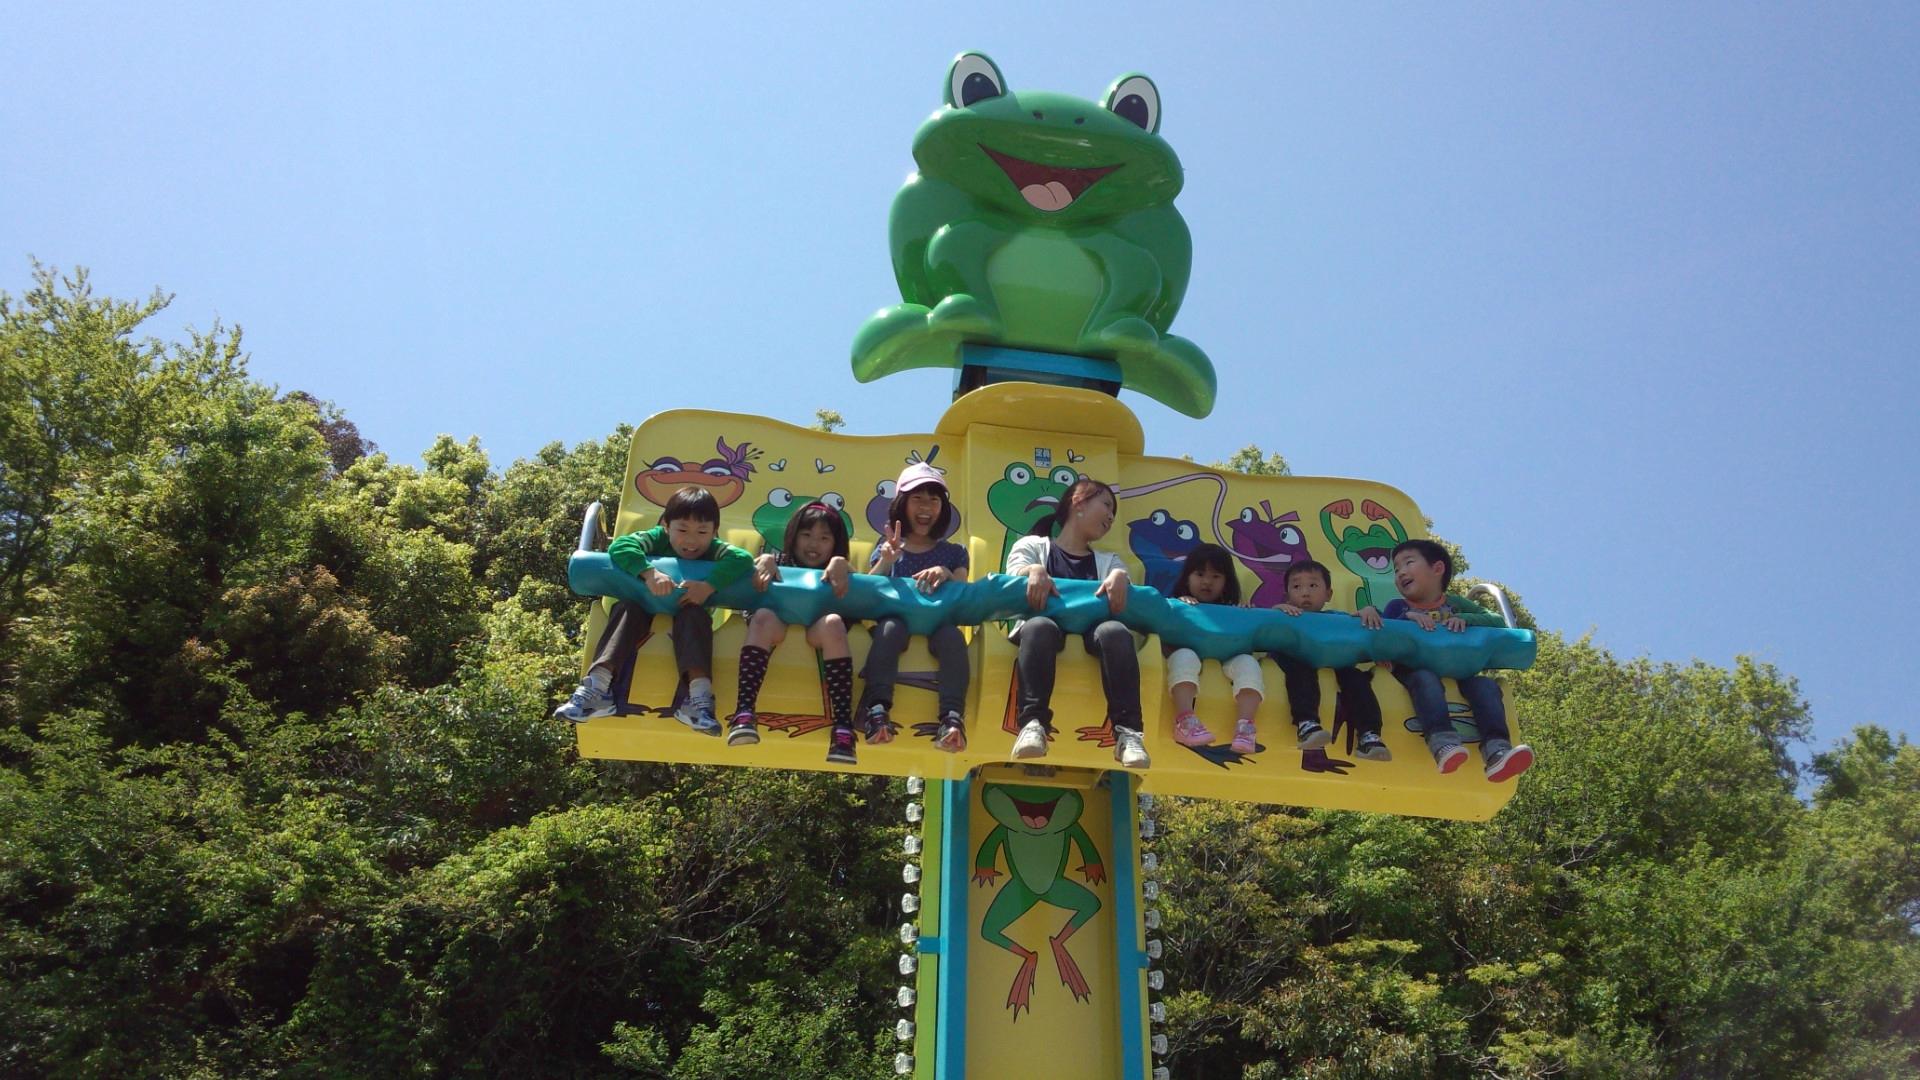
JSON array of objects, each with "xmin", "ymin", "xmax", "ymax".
[
  {"xmin": 926, "ymin": 293, "xmax": 1003, "ymax": 337},
  {"xmin": 1049, "ymin": 930, "xmax": 1092, "ymax": 1003},
  {"xmin": 1007, "ymin": 946, "xmax": 1040, "ymax": 1019},
  {"xmin": 851, "ymin": 296, "xmax": 1006, "ymax": 384},
  {"xmin": 1088, "ymin": 315, "xmax": 1160, "ymax": 351},
  {"xmin": 1110, "ymin": 332, "xmax": 1217, "ymax": 419}
]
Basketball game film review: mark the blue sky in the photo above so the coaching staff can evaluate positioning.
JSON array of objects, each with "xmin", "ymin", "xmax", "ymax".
[{"xmin": 5, "ymin": 3, "xmax": 1916, "ymax": 752}]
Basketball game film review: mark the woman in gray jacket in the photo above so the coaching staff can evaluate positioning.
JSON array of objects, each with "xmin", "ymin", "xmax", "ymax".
[{"xmin": 1004, "ymin": 475, "xmax": 1149, "ymax": 768}]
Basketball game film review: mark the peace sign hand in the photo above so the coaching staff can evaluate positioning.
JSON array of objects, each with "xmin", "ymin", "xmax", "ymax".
[{"xmin": 874, "ymin": 520, "xmax": 906, "ymax": 571}]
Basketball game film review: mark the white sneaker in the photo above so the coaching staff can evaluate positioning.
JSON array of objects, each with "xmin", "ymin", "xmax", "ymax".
[
  {"xmin": 1011, "ymin": 719, "xmax": 1049, "ymax": 759},
  {"xmin": 553, "ymin": 679, "xmax": 616, "ymax": 723},
  {"xmin": 1113, "ymin": 728, "xmax": 1150, "ymax": 769}
]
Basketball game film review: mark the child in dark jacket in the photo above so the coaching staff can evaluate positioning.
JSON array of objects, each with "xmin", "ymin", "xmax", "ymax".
[{"xmin": 1270, "ymin": 560, "xmax": 1390, "ymax": 761}]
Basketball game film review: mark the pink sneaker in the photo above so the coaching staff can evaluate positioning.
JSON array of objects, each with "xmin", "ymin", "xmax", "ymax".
[
  {"xmin": 1171, "ymin": 711, "xmax": 1214, "ymax": 747},
  {"xmin": 1231, "ymin": 719, "xmax": 1258, "ymax": 755}
]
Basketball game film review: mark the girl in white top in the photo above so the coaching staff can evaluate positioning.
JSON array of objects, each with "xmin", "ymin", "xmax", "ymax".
[
  {"xmin": 1003, "ymin": 476, "xmax": 1150, "ymax": 769},
  {"xmin": 1165, "ymin": 543, "xmax": 1265, "ymax": 754}
]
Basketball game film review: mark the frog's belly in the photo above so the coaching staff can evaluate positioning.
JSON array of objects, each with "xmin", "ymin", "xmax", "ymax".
[
  {"xmin": 1006, "ymin": 841, "xmax": 1067, "ymax": 891},
  {"xmin": 988, "ymin": 230, "xmax": 1102, "ymax": 348}
]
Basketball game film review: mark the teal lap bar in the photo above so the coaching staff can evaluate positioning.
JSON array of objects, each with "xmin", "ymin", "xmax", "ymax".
[{"xmin": 568, "ymin": 554, "xmax": 1535, "ymax": 676}]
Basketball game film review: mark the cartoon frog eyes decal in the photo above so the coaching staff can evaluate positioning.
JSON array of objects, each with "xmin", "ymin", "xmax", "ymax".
[
  {"xmin": 769, "ymin": 487, "xmax": 793, "ymax": 508},
  {"xmin": 702, "ymin": 465, "xmax": 733, "ymax": 477},
  {"xmin": 948, "ymin": 52, "xmax": 1006, "ymax": 108},
  {"xmin": 1006, "ymin": 464, "xmax": 1033, "ymax": 485},
  {"xmin": 818, "ymin": 492, "xmax": 846, "ymax": 512},
  {"xmin": 1049, "ymin": 466, "xmax": 1077, "ymax": 487},
  {"xmin": 647, "ymin": 456, "xmax": 685, "ymax": 472},
  {"xmin": 876, "ymin": 479, "xmax": 897, "ymax": 499},
  {"xmin": 1279, "ymin": 526, "xmax": 1302, "ymax": 546},
  {"xmin": 1177, "ymin": 522, "xmax": 1198, "ymax": 541},
  {"xmin": 1150, "ymin": 509, "xmax": 1170, "ymax": 525},
  {"xmin": 1105, "ymin": 74, "xmax": 1160, "ymax": 133},
  {"xmin": 1239, "ymin": 507, "xmax": 1257, "ymax": 524}
]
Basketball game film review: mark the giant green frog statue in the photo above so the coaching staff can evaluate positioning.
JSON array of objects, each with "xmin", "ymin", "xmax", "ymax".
[{"xmin": 851, "ymin": 52, "xmax": 1216, "ymax": 418}]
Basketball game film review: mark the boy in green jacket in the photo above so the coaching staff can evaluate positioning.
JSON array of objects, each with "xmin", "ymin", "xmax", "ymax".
[
  {"xmin": 1358, "ymin": 539, "xmax": 1534, "ymax": 782},
  {"xmin": 554, "ymin": 487, "xmax": 753, "ymax": 734}
]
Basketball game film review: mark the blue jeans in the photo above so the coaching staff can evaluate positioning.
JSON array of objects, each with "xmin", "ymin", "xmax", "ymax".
[{"xmin": 1393, "ymin": 668, "xmax": 1510, "ymax": 753}]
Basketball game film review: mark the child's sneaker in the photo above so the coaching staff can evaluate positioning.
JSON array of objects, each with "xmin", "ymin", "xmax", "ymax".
[
  {"xmin": 1011, "ymin": 719, "xmax": 1049, "ymax": 759},
  {"xmin": 1355, "ymin": 732, "xmax": 1392, "ymax": 761},
  {"xmin": 1113, "ymin": 727, "xmax": 1150, "ymax": 769},
  {"xmin": 726, "ymin": 711, "xmax": 759, "ymax": 746},
  {"xmin": 861, "ymin": 703, "xmax": 895, "ymax": 745},
  {"xmin": 1432, "ymin": 741, "xmax": 1469, "ymax": 774},
  {"xmin": 1484, "ymin": 743, "xmax": 1534, "ymax": 783},
  {"xmin": 674, "ymin": 693, "xmax": 721, "ymax": 736},
  {"xmin": 1295, "ymin": 719, "xmax": 1331, "ymax": 750},
  {"xmin": 1171, "ymin": 711, "xmax": 1213, "ymax": 747},
  {"xmin": 552, "ymin": 679, "xmax": 616, "ymax": 724},
  {"xmin": 826, "ymin": 725, "xmax": 858, "ymax": 765},
  {"xmin": 933, "ymin": 710, "xmax": 967, "ymax": 753},
  {"xmin": 1231, "ymin": 719, "xmax": 1258, "ymax": 755}
]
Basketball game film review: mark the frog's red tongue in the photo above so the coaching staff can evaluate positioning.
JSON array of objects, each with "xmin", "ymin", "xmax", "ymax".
[
  {"xmin": 981, "ymin": 146, "xmax": 1119, "ymax": 212},
  {"xmin": 1011, "ymin": 795, "xmax": 1055, "ymax": 829}
]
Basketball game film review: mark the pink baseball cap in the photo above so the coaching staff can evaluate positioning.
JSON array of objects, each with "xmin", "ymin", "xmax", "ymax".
[{"xmin": 896, "ymin": 462, "xmax": 947, "ymax": 493}]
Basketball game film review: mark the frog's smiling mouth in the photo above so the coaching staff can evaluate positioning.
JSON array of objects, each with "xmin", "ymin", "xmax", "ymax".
[
  {"xmin": 1010, "ymin": 794, "xmax": 1060, "ymax": 829},
  {"xmin": 981, "ymin": 146, "xmax": 1120, "ymax": 212}
]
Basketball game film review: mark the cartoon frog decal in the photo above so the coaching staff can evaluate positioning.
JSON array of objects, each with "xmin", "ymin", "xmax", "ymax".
[
  {"xmin": 633, "ymin": 435, "xmax": 758, "ymax": 509},
  {"xmin": 1225, "ymin": 501, "xmax": 1311, "ymax": 607},
  {"xmin": 1127, "ymin": 508, "xmax": 1201, "ymax": 593},
  {"xmin": 1319, "ymin": 499, "xmax": 1409, "ymax": 610},
  {"xmin": 750, "ymin": 489, "xmax": 853, "ymax": 554},
  {"xmin": 851, "ymin": 52, "xmax": 1216, "ymax": 418},
  {"xmin": 972, "ymin": 783, "xmax": 1105, "ymax": 1019},
  {"xmin": 986, "ymin": 462, "xmax": 1079, "ymax": 566}
]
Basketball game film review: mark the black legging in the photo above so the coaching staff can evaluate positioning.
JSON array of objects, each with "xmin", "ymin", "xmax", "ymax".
[
  {"xmin": 1013, "ymin": 616, "xmax": 1142, "ymax": 734},
  {"xmin": 860, "ymin": 616, "xmax": 970, "ymax": 716}
]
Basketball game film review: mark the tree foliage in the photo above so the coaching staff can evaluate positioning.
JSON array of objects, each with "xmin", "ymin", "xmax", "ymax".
[{"xmin": 1, "ymin": 267, "xmax": 1915, "ymax": 1078}]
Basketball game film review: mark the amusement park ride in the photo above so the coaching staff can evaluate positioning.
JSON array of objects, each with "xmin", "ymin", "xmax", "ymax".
[{"xmin": 565, "ymin": 53, "xmax": 1534, "ymax": 1080}]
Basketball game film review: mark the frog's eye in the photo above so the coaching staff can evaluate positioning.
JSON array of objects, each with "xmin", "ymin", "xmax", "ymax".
[
  {"xmin": 1005, "ymin": 464, "xmax": 1032, "ymax": 485},
  {"xmin": 1176, "ymin": 522, "xmax": 1197, "ymax": 541},
  {"xmin": 769, "ymin": 488, "xmax": 793, "ymax": 508},
  {"xmin": 948, "ymin": 53, "xmax": 1006, "ymax": 108},
  {"xmin": 820, "ymin": 492, "xmax": 846, "ymax": 512},
  {"xmin": 702, "ymin": 465, "xmax": 733, "ymax": 477},
  {"xmin": 1150, "ymin": 509, "xmax": 1168, "ymax": 525},
  {"xmin": 1238, "ymin": 507, "xmax": 1257, "ymax": 524},
  {"xmin": 1104, "ymin": 74, "xmax": 1161, "ymax": 134},
  {"xmin": 646, "ymin": 456, "xmax": 684, "ymax": 472},
  {"xmin": 877, "ymin": 479, "xmax": 897, "ymax": 499},
  {"xmin": 1050, "ymin": 466, "xmax": 1077, "ymax": 486},
  {"xmin": 1279, "ymin": 526, "xmax": 1302, "ymax": 546}
]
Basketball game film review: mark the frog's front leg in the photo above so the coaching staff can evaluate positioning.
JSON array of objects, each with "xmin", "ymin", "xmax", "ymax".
[
  {"xmin": 924, "ymin": 220, "xmax": 1007, "ymax": 337},
  {"xmin": 1041, "ymin": 877, "xmax": 1101, "ymax": 1003},
  {"xmin": 1075, "ymin": 233, "xmax": 1216, "ymax": 418},
  {"xmin": 980, "ymin": 875, "xmax": 1043, "ymax": 1019},
  {"xmin": 1074, "ymin": 232, "xmax": 1165, "ymax": 348}
]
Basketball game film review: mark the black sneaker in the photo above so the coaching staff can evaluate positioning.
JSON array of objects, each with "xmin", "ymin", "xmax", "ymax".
[
  {"xmin": 726, "ymin": 711, "xmax": 759, "ymax": 747},
  {"xmin": 826, "ymin": 725, "xmax": 858, "ymax": 765},
  {"xmin": 1295, "ymin": 720, "xmax": 1331, "ymax": 750},
  {"xmin": 1355, "ymin": 732, "xmax": 1391, "ymax": 761},
  {"xmin": 861, "ymin": 703, "xmax": 896, "ymax": 745},
  {"xmin": 933, "ymin": 710, "xmax": 967, "ymax": 753}
]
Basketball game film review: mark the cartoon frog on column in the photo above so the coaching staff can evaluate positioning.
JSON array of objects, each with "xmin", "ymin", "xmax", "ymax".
[{"xmin": 852, "ymin": 52, "xmax": 1217, "ymax": 418}]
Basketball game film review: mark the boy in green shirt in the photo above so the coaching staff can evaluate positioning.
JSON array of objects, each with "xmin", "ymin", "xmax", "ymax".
[
  {"xmin": 554, "ymin": 487, "xmax": 753, "ymax": 734},
  {"xmin": 1359, "ymin": 539, "xmax": 1533, "ymax": 782}
]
